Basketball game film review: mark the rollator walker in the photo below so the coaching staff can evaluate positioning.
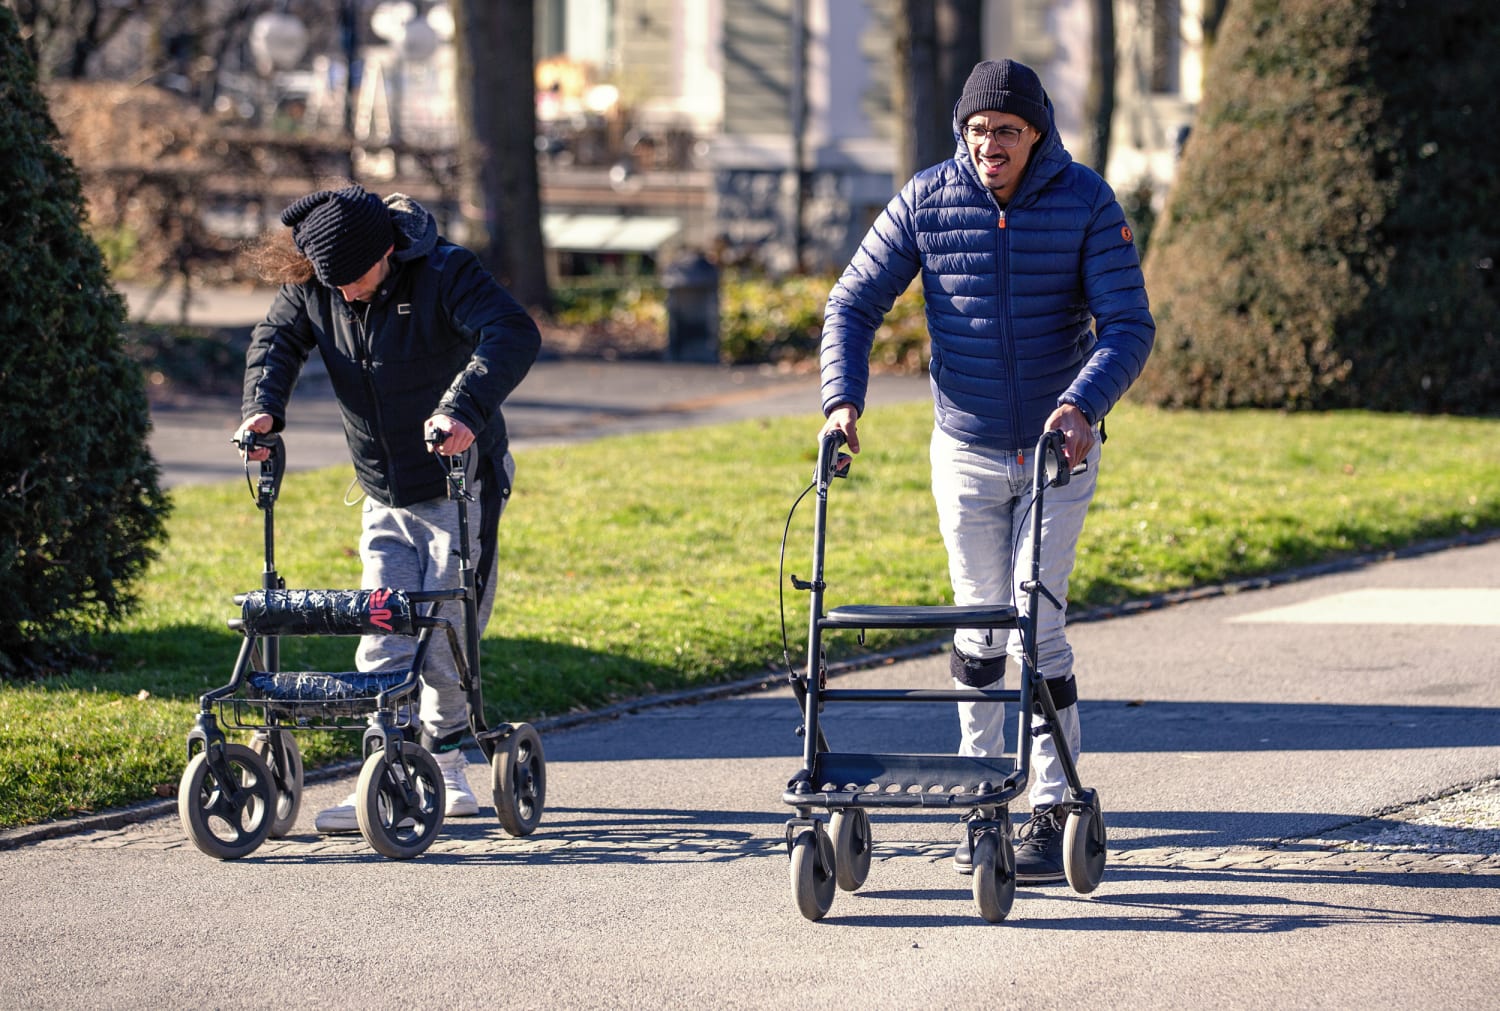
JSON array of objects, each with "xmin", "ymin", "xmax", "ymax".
[
  {"xmin": 781, "ymin": 429, "xmax": 1106, "ymax": 921},
  {"xmin": 177, "ymin": 431, "xmax": 545, "ymax": 860}
]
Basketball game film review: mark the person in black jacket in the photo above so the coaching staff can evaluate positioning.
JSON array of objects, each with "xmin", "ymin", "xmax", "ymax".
[{"xmin": 235, "ymin": 185, "xmax": 541, "ymax": 832}]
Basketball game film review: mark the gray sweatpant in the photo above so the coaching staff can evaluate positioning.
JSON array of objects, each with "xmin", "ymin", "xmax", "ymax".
[
  {"xmin": 930, "ymin": 427, "xmax": 1099, "ymax": 808},
  {"xmin": 354, "ymin": 453, "xmax": 513, "ymax": 743}
]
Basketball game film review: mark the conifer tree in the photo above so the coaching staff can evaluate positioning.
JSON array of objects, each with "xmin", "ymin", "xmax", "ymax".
[
  {"xmin": 0, "ymin": 6, "xmax": 170, "ymax": 676},
  {"xmin": 1138, "ymin": 0, "xmax": 1498, "ymax": 412}
]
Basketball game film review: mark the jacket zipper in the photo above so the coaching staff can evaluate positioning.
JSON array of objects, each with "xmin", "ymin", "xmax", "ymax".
[
  {"xmin": 355, "ymin": 300, "xmax": 400, "ymax": 498},
  {"xmin": 992, "ymin": 208, "xmax": 1026, "ymax": 457}
]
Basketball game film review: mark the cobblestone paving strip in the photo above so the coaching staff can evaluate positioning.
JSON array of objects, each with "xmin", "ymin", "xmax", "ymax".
[
  {"xmin": 33, "ymin": 780, "xmax": 1500, "ymax": 879},
  {"xmin": 1114, "ymin": 778, "xmax": 1500, "ymax": 876}
]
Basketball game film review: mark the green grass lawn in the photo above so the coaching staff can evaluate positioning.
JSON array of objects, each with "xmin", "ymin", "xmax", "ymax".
[{"xmin": 2, "ymin": 401, "xmax": 1497, "ymax": 830}]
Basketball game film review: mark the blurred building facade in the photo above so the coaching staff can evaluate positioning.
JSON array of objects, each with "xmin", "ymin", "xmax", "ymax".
[
  {"xmin": 532, "ymin": 0, "xmax": 1204, "ymax": 273},
  {"xmin": 71, "ymin": 0, "xmax": 1204, "ymax": 278}
]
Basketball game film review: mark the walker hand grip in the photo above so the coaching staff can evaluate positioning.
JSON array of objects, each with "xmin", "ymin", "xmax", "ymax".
[
  {"xmin": 820, "ymin": 431, "xmax": 852, "ymax": 480},
  {"xmin": 1039, "ymin": 429, "xmax": 1069, "ymax": 488},
  {"xmin": 232, "ymin": 430, "xmax": 282, "ymax": 456}
]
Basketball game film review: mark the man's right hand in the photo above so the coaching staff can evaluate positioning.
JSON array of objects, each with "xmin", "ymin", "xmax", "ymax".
[
  {"xmin": 819, "ymin": 403, "xmax": 861, "ymax": 455},
  {"xmin": 234, "ymin": 413, "xmax": 276, "ymax": 461}
]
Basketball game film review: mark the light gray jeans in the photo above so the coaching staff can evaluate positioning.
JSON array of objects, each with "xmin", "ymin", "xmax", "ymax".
[
  {"xmin": 930, "ymin": 426, "xmax": 1100, "ymax": 807},
  {"xmin": 355, "ymin": 453, "xmax": 512, "ymax": 743}
]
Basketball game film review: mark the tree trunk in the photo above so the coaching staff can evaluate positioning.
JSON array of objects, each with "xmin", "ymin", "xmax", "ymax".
[
  {"xmin": 895, "ymin": 0, "xmax": 939, "ymax": 183},
  {"xmin": 450, "ymin": 0, "xmax": 551, "ymax": 312},
  {"xmin": 935, "ymin": 0, "xmax": 982, "ymax": 121},
  {"xmin": 898, "ymin": 0, "xmax": 983, "ymax": 184},
  {"xmin": 1083, "ymin": 0, "xmax": 1116, "ymax": 173}
]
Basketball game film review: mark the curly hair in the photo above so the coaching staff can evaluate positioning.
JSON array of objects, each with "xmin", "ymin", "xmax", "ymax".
[
  {"xmin": 241, "ymin": 178, "xmax": 362, "ymax": 286},
  {"xmin": 241, "ymin": 228, "xmax": 315, "ymax": 286}
]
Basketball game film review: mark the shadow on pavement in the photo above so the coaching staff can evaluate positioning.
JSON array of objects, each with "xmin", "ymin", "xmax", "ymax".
[{"xmin": 547, "ymin": 695, "xmax": 1500, "ymax": 763}]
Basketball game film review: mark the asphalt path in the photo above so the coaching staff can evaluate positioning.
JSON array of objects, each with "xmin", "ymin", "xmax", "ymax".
[
  {"xmin": 145, "ymin": 360, "xmax": 932, "ymax": 488},
  {"xmin": 125, "ymin": 279, "xmax": 931, "ymax": 487}
]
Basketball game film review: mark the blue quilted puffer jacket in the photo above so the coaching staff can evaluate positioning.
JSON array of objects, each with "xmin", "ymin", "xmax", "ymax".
[{"xmin": 820, "ymin": 99, "xmax": 1155, "ymax": 450}]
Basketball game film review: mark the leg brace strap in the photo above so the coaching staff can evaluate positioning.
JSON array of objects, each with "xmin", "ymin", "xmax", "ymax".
[
  {"xmin": 950, "ymin": 646, "xmax": 1006, "ymax": 688},
  {"xmin": 1030, "ymin": 674, "xmax": 1078, "ymax": 714}
]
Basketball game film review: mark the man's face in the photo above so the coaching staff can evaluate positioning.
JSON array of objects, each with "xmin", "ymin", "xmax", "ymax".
[
  {"xmin": 963, "ymin": 112, "xmax": 1038, "ymax": 203},
  {"xmin": 336, "ymin": 246, "xmax": 394, "ymax": 303}
]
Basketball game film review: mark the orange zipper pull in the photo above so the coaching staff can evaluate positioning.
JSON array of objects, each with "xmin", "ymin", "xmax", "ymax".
[{"xmin": 997, "ymin": 210, "xmax": 1007, "ymax": 229}]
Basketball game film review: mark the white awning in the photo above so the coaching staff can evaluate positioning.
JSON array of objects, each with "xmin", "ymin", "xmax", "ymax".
[{"xmin": 542, "ymin": 212, "xmax": 682, "ymax": 254}]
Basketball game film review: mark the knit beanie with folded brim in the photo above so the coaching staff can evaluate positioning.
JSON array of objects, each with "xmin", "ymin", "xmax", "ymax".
[
  {"xmin": 281, "ymin": 185, "xmax": 394, "ymax": 287},
  {"xmin": 956, "ymin": 59, "xmax": 1050, "ymax": 133}
]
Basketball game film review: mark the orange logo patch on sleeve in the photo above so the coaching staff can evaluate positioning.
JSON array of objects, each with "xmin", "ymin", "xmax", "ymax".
[{"xmin": 1121, "ymin": 225, "xmax": 1134, "ymax": 243}]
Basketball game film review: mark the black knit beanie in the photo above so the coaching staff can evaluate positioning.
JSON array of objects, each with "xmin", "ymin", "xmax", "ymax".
[
  {"xmin": 281, "ymin": 185, "xmax": 394, "ymax": 287},
  {"xmin": 956, "ymin": 59, "xmax": 1049, "ymax": 132}
]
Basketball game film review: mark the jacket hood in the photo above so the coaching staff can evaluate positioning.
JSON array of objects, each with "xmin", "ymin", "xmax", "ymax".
[
  {"xmin": 384, "ymin": 192, "xmax": 438, "ymax": 261},
  {"xmin": 949, "ymin": 91, "xmax": 1071, "ymax": 205}
]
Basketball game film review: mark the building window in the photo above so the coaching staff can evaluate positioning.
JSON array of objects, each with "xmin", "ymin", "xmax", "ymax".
[{"xmin": 1148, "ymin": 0, "xmax": 1181, "ymax": 95}]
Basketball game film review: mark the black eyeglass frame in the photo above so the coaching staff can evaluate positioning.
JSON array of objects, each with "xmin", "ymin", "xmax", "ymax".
[{"xmin": 962, "ymin": 122, "xmax": 1029, "ymax": 148}]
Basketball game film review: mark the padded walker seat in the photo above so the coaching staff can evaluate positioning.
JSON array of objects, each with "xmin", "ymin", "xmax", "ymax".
[{"xmin": 821, "ymin": 602, "xmax": 1018, "ymax": 630}]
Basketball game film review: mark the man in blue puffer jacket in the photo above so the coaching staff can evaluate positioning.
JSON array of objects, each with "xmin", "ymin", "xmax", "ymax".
[{"xmin": 819, "ymin": 59, "xmax": 1154, "ymax": 883}]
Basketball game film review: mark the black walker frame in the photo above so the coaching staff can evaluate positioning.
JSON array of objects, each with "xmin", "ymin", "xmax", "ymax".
[
  {"xmin": 781, "ymin": 429, "xmax": 1107, "ymax": 921},
  {"xmin": 178, "ymin": 432, "xmax": 545, "ymax": 860}
]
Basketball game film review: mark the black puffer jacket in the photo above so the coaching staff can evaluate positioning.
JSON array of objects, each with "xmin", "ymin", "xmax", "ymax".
[{"xmin": 243, "ymin": 194, "xmax": 541, "ymax": 507}]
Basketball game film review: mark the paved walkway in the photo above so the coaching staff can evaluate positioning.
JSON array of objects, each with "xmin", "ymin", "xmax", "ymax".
[{"xmin": 122, "ymin": 280, "xmax": 933, "ymax": 487}]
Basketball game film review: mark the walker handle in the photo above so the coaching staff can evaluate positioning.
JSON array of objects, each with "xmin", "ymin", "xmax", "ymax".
[
  {"xmin": 1039, "ymin": 429, "xmax": 1070, "ymax": 488},
  {"xmin": 232, "ymin": 430, "xmax": 285, "ymax": 509},
  {"xmin": 820, "ymin": 430, "xmax": 852, "ymax": 481},
  {"xmin": 232, "ymin": 430, "xmax": 281, "ymax": 456}
]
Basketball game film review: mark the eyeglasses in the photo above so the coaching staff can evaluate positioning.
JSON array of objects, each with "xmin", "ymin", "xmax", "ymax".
[{"xmin": 963, "ymin": 123, "xmax": 1028, "ymax": 148}]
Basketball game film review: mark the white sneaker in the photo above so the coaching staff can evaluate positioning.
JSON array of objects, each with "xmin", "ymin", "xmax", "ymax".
[
  {"xmin": 434, "ymin": 748, "xmax": 479, "ymax": 817},
  {"xmin": 314, "ymin": 791, "xmax": 360, "ymax": 834}
]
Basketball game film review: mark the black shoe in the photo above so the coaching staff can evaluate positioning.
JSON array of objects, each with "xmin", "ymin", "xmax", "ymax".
[
  {"xmin": 953, "ymin": 833, "xmax": 973, "ymax": 875},
  {"xmin": 1013, "ymin": 806, "xmax": 1066, "ymax": 884}
]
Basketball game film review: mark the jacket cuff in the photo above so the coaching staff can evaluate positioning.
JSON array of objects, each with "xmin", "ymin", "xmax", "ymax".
[{"xmin": 1058, "ymin": 395, "xmax": 1096, "ymax": 426}]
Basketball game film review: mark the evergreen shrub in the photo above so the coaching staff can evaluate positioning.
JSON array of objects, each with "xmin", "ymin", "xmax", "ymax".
[
  {"xmin": 1138, "ymin": 0, "xmax": 1499, "ymax": 413},
  {"xmin": 0, "ymin": 8, "xmax": 170, "ymax": 677},
  {"xmin": 719, "ymin": 273, "xmax": 929, "ymax": 371}
]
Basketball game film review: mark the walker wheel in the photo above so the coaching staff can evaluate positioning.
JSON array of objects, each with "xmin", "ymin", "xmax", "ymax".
[
  {"xmin": 831, "ymin": 808, "xmax": 872, "ymax": 891},
  {"xmin": 355, "ymin": 746, "xmax": 444, "ymax": 860},
  {"xmin": 789, "ymin": 824, "xmax": 837, "ymax": 921},
  {"xmin": 250, "ymin": 730, "xmax": 303, "ymax": 838},
  {"xmin": 971, "ymin": 829, "xmax": 1016, "ymax": 923},
  {"xmin": 178, "ymin": 743, "xmax": 276, "ymax": 860},
  {"xmin": 492, "ymin": 723, "xmax": 546, "ymax": 837},
  {"xmin": 1063, "ymin": 792, "xmax": 1107, "ymax": 894}
]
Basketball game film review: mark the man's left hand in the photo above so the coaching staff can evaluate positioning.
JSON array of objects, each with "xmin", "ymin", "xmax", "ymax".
[
  {"xmin": 1045, "ymin": 404, "xmax": 1094, "ymax": 467},
  {"xmin": 425, "ymin": 415, "xmax": 475, "ymax": 455}
]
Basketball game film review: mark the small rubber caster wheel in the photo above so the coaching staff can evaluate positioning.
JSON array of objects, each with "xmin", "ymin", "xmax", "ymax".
[
  {"xmin": 830, "ymin": 808, "xmax": 872, "ymax": 891},
  {"xmin": 1064, "ymin": 791, "xmax": 1107, "ymax": 894},
  {"xmin": 790, "ymin": 823, "xmax": 836, "ymax": 921},
  {"xmin": 972, "ymin": 829, "xmax": 1016, "ymax": 923},
  {"xmin": 356, "ymin": 746, "xmax": 444, "ymax": 859},
  {"xmin": 178, "ymin": 743, "xmax": 275, "ymax": 860},
  {"xmin": 492, "ymin": 723, "xmax": 546, "ymax": 837},
  {"xmin": 250, "ymin": 730, "xmax": 303, "ymax": 838}
]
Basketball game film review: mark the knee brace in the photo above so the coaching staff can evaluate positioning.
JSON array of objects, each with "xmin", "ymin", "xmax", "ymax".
[
  {"xmin": 1029, "ymin": 674, "xmax": 1078, "ymax": 714},
  {"xmin": 950, "ymin": 647, "xmax": 1006, "ymax": 688}
]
